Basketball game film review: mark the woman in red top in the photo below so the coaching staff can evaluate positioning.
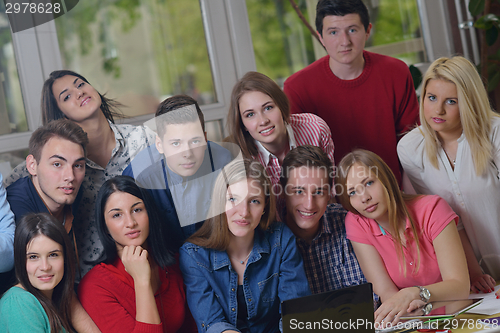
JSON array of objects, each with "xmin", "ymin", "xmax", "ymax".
[{"xmin": 78, "ymin": 176, "xmax": 196, "ymax": 333}]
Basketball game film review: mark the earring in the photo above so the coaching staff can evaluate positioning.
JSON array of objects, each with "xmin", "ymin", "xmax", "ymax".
[{"xmin": 262, "ymin": 211, "xmax": 265, "ymax": 215}]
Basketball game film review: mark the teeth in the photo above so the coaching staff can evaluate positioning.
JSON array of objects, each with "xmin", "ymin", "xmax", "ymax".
[
  {"xmin": 299, "ymin": 211, "xmax": 314, "ymax": 216},
  {"xmin": 260, "ymin": 127, "xmax": 273, "ymax": 134}
]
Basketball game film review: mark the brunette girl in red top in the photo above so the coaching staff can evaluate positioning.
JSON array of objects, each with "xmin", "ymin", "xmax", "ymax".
[{"xmin": 78, "ymin": 176, "xmax": 196, "ymax": 333}]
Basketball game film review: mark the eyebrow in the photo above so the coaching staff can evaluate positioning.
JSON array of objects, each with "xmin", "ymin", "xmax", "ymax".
[
  {"xmin": 58, "ymin": 77, "xmax": 79, "ymax": 99},
  {"xmin": 168, "ymin": 136, "xmax": 203, "ymax": 142},
  {"xmin": 49, "ymin": 155, "xmax": 67, "ymax": 162},
  {"xmin": 26, "ymin": 249, "xmax": 62, "ymax": 255},
  {"xmin": 347, "ymin": 177, "xmax": 368, "ymax": 192}
]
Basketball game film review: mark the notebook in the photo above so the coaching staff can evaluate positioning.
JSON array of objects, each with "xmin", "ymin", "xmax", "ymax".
[{"xmin": 281, "ymin": 283, "xmax": 375, "ymax": 333}]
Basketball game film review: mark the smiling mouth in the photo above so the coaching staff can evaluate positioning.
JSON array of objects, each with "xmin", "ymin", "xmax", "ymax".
[
  {"xmin": 37, "ymin": 275, "xmax": 54, "ymax": 282},
  {"xmin": 259, "ymin": 126, "xmax": 274, "ymax": 134},
  {"xmin": 80, "ymin": 97, "xmax": 91, "ymax": 107},
  {"xmin": 298, "ymin": 210, "xmax": 315, "ymax": 217}
]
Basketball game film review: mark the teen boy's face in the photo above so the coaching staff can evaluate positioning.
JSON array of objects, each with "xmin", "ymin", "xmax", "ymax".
[
  {"xmin": 284, "ymin": 167, "xmax": 330, "ymax": 238},
  {"xmin": 156, "ymin": 121, "xmax": 207, "ymax": 178},
  {"xmin": 318, "ymin": 13, "xmax": 371, "ymax": 70}
]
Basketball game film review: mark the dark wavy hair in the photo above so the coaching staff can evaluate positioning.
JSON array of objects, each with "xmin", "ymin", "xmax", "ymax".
[
  {"xmin": 95, "ymin": 176, "xmax": 176, "ymax": 268},
  {"xmin": 316, "ymin": 0, "xmax": 370, "ymax": 36},
  {"xmin": 13, "ymin": 213, "xmax": 75, "ymax": 333},
  {"xmin": 41, "ymin": 70, "xmax": 122, "ymax": 125}
]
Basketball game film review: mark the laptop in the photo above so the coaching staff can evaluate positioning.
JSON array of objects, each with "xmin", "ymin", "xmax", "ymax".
[{"xmin": 281, "ymin": 283, "xmax": 375, "ymax": 333}]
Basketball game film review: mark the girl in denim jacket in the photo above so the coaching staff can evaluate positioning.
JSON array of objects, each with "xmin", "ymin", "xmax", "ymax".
[{"xmin": 179, "ymin": 158, "xmax": 310, "ymax": 333}]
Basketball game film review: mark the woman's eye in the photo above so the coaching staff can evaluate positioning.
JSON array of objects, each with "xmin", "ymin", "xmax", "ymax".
[
  {"xmin": 133, "ymin": 208, "xmax": 143, "ymax": 213},
  {"xmin": 264, "ymin": 105, "xmax": 273, "ymax": 111},
  {"xmin": 49, "ymin": 253, "xmax": 59, "ymax": 258},
  {"xmin": 112, "ymin": 213, "xmax": 121, "ymax": 218},
  {"xmin": 428, "ymin": 95, "xmax": 436, "ymax": 102},
  {"xmin": 366, "ymin": 181, "xmax": 374, "ymax": 187},
  {"xmin": 63, "ymin": 95, "xmax": 70, "ymax": 102},
  {"xmin": 251, "ymin": 199, "xmax": 261, "ymax": 204},
  {"xmin": 228, "ymin": 197, "xmax": 236, "ymax": 203},
  {"xmin": 245, "ymin": 112, "xmax": 254, "ymax": 118},
  {"xmin": 28, "ymin": 255, "xmax": 38, "ymax": 260},
  {"xmin": 348, "ymin": 190, "xmax": 356, "ymax": 197},
  {"xmin": 446, "ymin": 99, "xmax": 457, "ymax": 105},
  {"xmin": 78, "ymin": 82, "xmax": 85, "ymax": 88}
]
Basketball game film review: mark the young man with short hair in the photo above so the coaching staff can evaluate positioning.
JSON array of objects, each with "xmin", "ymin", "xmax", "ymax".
[
  {"xmin": 283, "ymin": 0, "xmax": 419, "ymax": 185},
  {"xmin": 7, "ymin": 119, "xmax": 88, "ymax": 230},
  {"xmin": 124, "ymin": 95, "xmax": 232, "ymax": 250},
  {"xmin": 280, "ymin": 145, "xmax": 369, "ymax": 295}
]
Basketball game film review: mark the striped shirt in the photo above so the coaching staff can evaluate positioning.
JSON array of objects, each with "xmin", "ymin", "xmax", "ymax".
[
  {"xmin": 295, "ymin": 204, "xmax": 371, "ymax": 295},
  {"xmin": 255, "ymin": 113, "xmax": 335, "ymax": 188}
]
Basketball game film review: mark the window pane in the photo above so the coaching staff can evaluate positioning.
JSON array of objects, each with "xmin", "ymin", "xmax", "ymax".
[
  {"xmin": 0, "ymin": 2, "xmax": 27, "ymax": 135},
  {"xmin": 246, "ymin": 0, "xmax": 316, "ymax": 84},
  {"xmin": 54, "ymin": 0, "xmax": 216, "ymax": 117}
]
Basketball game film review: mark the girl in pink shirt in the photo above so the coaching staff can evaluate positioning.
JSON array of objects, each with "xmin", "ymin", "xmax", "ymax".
[{"xmin": 336, "ymin": 149, "xmax": 469, "ymax": 326}]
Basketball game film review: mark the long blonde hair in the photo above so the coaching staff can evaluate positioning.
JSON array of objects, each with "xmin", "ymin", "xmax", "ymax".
[
  {"xmin": 336, "ymin": 149, "xmax": 421, "ymax": 276},
  {"xmin": 420, "ymin": 56, "xmax": 498, "ymax": 175}
]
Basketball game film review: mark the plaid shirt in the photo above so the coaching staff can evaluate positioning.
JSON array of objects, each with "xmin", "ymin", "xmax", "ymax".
[{"xmin": 295, "ymin": 204, "xmax": 370, "ymax": 295}]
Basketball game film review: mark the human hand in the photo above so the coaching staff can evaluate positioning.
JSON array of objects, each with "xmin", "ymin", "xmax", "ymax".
[
  {"xmin": 471, "ymin": 274, "xmax": 496, "ymax": 293},
  {"xmin": 374, "ymin": 287, "xmax": 419, "ymax": 327},
  {"xmin": 406, "ymin": 299, "xmax": 426, "ymax": 313},
  {"xmin": 121, "ymin": 245, "xmax": 151, "ymax": 284}
]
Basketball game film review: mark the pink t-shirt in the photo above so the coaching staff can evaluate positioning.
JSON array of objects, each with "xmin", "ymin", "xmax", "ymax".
[{"xmin": 346, "ymin": 195, "xmax": 458, "ymax": 289}]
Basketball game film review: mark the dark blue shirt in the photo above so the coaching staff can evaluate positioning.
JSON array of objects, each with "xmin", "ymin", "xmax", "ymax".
[{"xmin": 123, "ymin": 141, "xmax": 233, "ymax": 250}]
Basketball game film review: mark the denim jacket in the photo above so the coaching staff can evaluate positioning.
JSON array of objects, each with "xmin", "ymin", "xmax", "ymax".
[{"xmin": 179, "ymin": 222, "xmax": 311, "ymax": 333}]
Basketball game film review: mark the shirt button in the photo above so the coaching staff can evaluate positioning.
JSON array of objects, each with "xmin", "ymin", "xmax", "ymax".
[
  {"xmin": 248, "ymin": 298, "xmax": 252, "ymax": 302},
  {"xmin": 231, "ymin": 288, "xmax": 235, "ymax": 292},
  {"xmin": 410, "ymin": 262, "xmax": 413, "ymax": 265},
  {"xmin": 231, "ymin": 308, "xmax": 236, "ymax": 312},
  {"xmin": 202, "ymin": 324, "xmax": 205, "ymax": 327}
]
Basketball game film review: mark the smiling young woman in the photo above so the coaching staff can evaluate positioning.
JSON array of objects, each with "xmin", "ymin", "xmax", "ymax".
[
  {"xmin": 0, "ymin": 213, "xmax": 75, "ymax": 333},
  {"xmin": 336, "ymin": 149, "xmax": 469, "ymax": 326},
  {"xmin": 227, "ymin": 71, "xmax": 335, "ymax": 189},
  {"xmin": 397, "ymin": 56, "xmax": 500, "ymax": 294},
  {"xmin": 179, "ymin": 158, "xmax": 310, "ymax": 333}
]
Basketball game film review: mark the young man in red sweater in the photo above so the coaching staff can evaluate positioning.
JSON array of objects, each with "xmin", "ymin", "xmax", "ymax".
[{"xmin": 283, "ymin": 0, "xmax": 419, "ymax": 185}]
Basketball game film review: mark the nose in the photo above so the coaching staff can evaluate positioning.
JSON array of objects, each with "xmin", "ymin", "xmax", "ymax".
[
  {"xmin": 360, "ymin": 188, "xmax": 371, "ymax": 204},
  {"xmin": 259, "ymin": 113, "xmax": 270, "ymax": 125},
  {"xmin": 125, "ymin": 214, "xmax": 137, "ymax": 228},
  {"xmin": 76, "ymin": 89, "xmax": 84, "ymax": 99},
  {"xmin": 340, "ymin": 31, "xmax": 351, "ymax": 46},
  {"xmin": 238, "ymin": 201, "xmax": 250, "ymax": 218},
  {"xmin": 435, "ymin": 103, "xmax": 445, "ymax": 115},
  {"xmin": 304, "ymin": 193, "xmax": 314, "ymax": 209},
  {"xmin": 63, "ymin": 165, "xmax": 75, "ymax": 183},
  {"xmin": 40, "ymin": 257, "xmax": 52, "ymax": 271},
  {"xmin": 183, "ymin": 146, "xmax": 194, "ymax": 159}
]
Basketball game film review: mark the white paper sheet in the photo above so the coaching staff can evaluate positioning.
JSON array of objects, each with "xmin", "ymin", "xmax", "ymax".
[{"xmin": 467, "ymin": 285, "xmax": 500, "ymax": 316}]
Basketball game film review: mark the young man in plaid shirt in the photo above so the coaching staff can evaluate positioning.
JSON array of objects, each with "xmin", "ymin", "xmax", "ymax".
[{"xmin": 280, "ymin": 145, "xmax": 372, "ymax": 296}]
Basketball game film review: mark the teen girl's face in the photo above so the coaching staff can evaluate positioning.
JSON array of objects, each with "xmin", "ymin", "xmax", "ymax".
[
  {"xmin": 346, "ymin": 163, "xmax": 389, "ymax": 225},
  {"xmin": 104, "ymin": 191, "xmax": 150, "ymax": 250},
  {"xmin": 239, "ymin": 91, "xmax": 287, "ymax": 149},
  {"xmin": 423, "ymin": 79, "xmax": 462, "ymax": 139},
  {"xmin": 52, "ymin": 75, "xmax": 102, "ymax": 123},
  {"xmin": 26, "ymin": 234, "xmax": 65, "ymax": 299},
  {"xmin": 225, "ymin": 178, "xmax": 266, "ymax": 240}
]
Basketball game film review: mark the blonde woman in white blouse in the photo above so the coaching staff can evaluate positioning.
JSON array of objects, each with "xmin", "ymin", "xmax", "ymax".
[{"xmin": 398, "ymin": 56, "xmax": 500, "ymax": 294}]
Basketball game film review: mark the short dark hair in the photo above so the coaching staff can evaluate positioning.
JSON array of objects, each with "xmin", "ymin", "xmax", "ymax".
[
  {"xmin": 280, "ymin": 145, "xmax": 333, "ymax": 189},
  {"xmin": 14, "ymin": 213, "xmax": 75, "ymax": 333},
  {"xmin": 95, "ymin": 175, "xmax": 176, "ymax": 268},
  {"xmin": 227, "ymin": 71, "xmax": 290, "ymax": 158},
  {"xmin": 41, "ymin": 70, "xmax": 122, "ymax": 125},
  {"xmin": 155, "ymin": 95, "xmax": 205, "ymax": 139},
  {"xmin": 316, "ymin": 0, "xmax": 370, "ymax": 36},
  {"xmin": 29, "ymin": 119, "xmax": 89, "ymax": 162}
]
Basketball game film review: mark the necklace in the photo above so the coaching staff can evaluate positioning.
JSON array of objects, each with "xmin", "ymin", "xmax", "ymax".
[
  {"xmin": 442, "ymin": 147, "xmax": 456, "ymax": 166},
  {"xmin": 239, "ymin": 251, "xmax": 252, "ymax": 265}
]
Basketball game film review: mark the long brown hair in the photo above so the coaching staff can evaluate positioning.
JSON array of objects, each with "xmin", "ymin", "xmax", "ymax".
[
  {"xmin": 336, "ymin": 149, "xmax": 421, "ymax": 275},
  {"xmin": 227, "ymin": 71, "xmax": 290, "ymax": 158},
  {"xmin": 13, "ymin": 213, "xmax": 75, "ymax": 332},
  {"xmin": 187, "ymin": 158, "xmax": 275, "ymax": 250}
]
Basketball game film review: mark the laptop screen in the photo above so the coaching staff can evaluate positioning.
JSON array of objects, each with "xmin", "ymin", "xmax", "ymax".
[{"xmin": 281, "ymin": 283, "xmax": 375, "ymax": 333}]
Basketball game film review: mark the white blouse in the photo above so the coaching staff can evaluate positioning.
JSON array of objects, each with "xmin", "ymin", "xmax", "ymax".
[{"xmin": 397, "ymin": 117, "xmax": 500, "ymax": 279}]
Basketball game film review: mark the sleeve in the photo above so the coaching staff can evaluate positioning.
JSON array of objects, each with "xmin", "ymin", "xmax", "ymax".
[
  {"xmin": 397, "ymin": 132, "xmax": 429, "ymax": 193},
  {"xmin": 0, "ymin": 174, "xmax": 14, "ymax": 273},
  {"xmin": 0, "ymin": 289, "xmax": 50, "ymax": 332},
  {"xmin": 283, "ymin": 79, "xmax": 306, "ymax": 115},
  {"xmin": 6, "ymin": 182, "xmax": 38, "ymax": 225},
  {"xmin": 422, "ymin": 196, "xmax": 459, "ymax": 242},
  {"xmin": 395, "ymin": 67, "xmax": 419, "ymax": 137},
  {"xmin": 316, "ymin": 116, "xmax": 335, "ymax": 167},
  {"xmin": 344, "ymin": 212, "xmax": 372, "ymax": 245},
  {"xmin": 3, "ymin": 160, "xmax": 28, "ymax": 187},
  {"xmin": 78, "ymin": 267, "xmax": 163, "ymax": 333},
  {"xmin": 179, "ymin": 245, "xmax": 239, "ymax": 333},
  {"xmin": 277, "ymin": 226, "xmax": 311, "ymax": 305}
]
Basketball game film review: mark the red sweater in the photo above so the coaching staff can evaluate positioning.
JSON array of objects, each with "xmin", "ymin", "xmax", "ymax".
[
  {"xmin": 283, "ymin": 51, "xmax": 419, "ymax": 184},
  {"xmin": 78, "ymin": 257, "xmax": 196, "ymax": 333}
]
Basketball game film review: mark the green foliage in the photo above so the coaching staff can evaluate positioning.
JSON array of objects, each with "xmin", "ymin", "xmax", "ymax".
[
  {"xmin": 371, "ymin": 0, "xmax": 421, "ymax": 46},
  {"xmin": 469, "ymin": 0, "xmax": 486, "ymax": 16},
  {"xmin": 409, "ymin": 65, "xmax": 422, "ymax": 90}
]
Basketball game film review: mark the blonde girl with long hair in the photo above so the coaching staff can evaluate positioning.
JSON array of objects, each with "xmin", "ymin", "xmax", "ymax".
[
  {"xmin": 336, "ymin": 149, "xmax": 469, "ymax": 325},
  {"xmin": 398, "ymin": 56, "xmax": 500, "ymax": 293}
]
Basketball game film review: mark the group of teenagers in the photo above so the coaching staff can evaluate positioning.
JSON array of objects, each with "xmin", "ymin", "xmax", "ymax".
[{"xmin": 0, "ymin": 0, "xmax": 499, "ymax": 332}]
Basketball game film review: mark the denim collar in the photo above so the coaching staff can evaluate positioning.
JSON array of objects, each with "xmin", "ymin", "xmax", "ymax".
[{"xmin": 211, "ymin": 228, "xmax": 271, "ymax": 270}]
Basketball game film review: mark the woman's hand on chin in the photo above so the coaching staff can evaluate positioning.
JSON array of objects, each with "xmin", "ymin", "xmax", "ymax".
[
  {"xmin": 374, "ymin": 287, "xmax": 420, "ymax": 327},
  {"xmin": 121, "ymin": 245, "xmax": 151, "ymax": 283}
]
